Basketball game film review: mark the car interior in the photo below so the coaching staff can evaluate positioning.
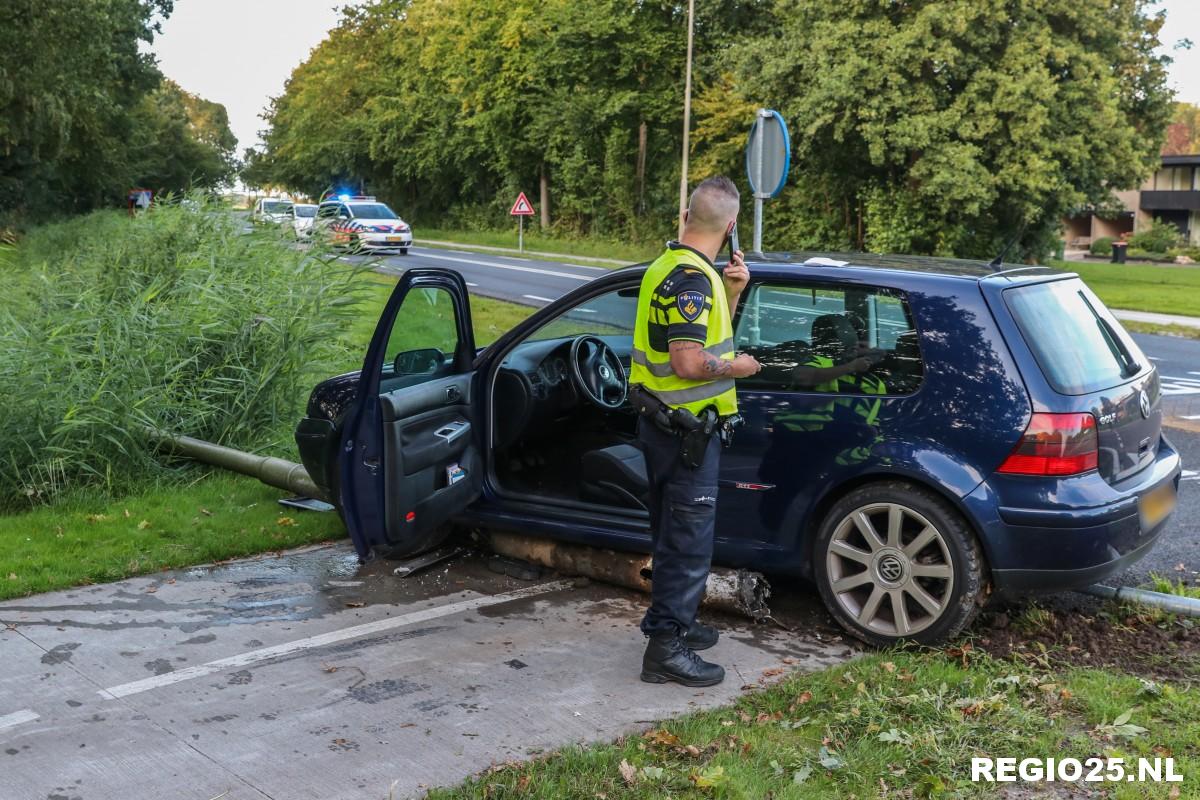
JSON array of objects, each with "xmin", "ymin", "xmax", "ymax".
[
  {"xmin": 488, "ymin": 283, "xmax": 648, "ymax": 511},
  {"xmin": 484, "ymin": 282, "xmax": 924, "ymax": 513}
]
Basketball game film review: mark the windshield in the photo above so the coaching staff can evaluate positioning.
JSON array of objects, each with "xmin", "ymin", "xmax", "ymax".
[
  {"xmin": 293, "ymin": 205, "xmax": 316, "ymax": 217},
  {"xmin": 262, "ymin": 201, "xmax": 292, "ymax": 213},
  {"xmin": 348, "ymin": 203, "xmax": 398, "ymax": 220},
  {"xmin": 1005, "ymin": 278, "xmax": 1146, "ymax": 395}
]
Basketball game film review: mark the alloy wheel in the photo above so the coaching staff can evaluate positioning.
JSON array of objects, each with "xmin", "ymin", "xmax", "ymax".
[{"xmin": 825, "ymin": 502, "xmax": 955, "ymax": 637}]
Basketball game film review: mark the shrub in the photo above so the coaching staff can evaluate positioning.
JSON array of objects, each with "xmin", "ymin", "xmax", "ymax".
[
  {"xmin": 0, "ymin": 197, "xmax": 365, "ymax": 509},
  {"xmin": 1126, "ymin": 247, "xmax": 1175, "ymax": 262},
  {"xmin": 1089, "ymin": 236, "xmax": 1114, "ymax": 257},
  {"xmin": 1128, "ymin": 220, "xmax": 1183, "ymax": 253}
]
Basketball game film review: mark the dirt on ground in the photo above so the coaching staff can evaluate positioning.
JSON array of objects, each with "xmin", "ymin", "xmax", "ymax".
[{"xmin": 972, "ymin": 601, "xmax": 1200, "ymax": 682}]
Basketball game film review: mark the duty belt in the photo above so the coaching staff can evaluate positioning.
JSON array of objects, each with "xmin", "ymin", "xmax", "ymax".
[{"xmin": 629, "ymin": 384, "xmax": 743, "ymax": 449}]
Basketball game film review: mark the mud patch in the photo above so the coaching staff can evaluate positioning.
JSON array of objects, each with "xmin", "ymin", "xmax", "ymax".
[
  {"xmin": 196, "ymin": 714, "xmax": 238, "ymax": 724},
  {"xmin": 347, "ymin": 678, "xmax": 429, "ymax": 705},
  {"xmin": 227, "ymin": 669, "xmax": 253, "ymax": 685},
  {"xmin": 974, "ymin": 607, "xmax": 1200, "ymax": 680},
  {"xmin": 40, "ymin": 643, "xmax": 81, "ymax": 665},
  {"xmin": 143, "ymin": 658, "xmax": 174, "ymax": 675},
  {"xmin": 179, "ymin": 633, "xmax": 216, "ymax": 645}
]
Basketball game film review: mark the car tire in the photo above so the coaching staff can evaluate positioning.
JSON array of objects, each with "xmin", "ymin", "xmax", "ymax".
[
  {"xmin": 813, "ymin": 480, "xmax": 985, "ymax": 647},
  {"xmin": 399, "ymin": 248, "xmax": 408, "ymax": 256}
]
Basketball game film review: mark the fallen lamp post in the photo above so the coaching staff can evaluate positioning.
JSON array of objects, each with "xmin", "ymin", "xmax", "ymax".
[{"xmin": 150, "ymin": 431, "xmax": 774, "ymax": 622}]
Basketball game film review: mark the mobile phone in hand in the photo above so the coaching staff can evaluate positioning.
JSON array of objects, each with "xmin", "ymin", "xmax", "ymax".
[{"xmin": 726, "ymin": 223, "xmax": 740, "ymax": 266}]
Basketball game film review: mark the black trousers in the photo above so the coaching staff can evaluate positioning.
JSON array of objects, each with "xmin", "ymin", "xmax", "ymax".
[{"xmin": 637, "ymin": 417, "xmax": 721, "ymax": 637}]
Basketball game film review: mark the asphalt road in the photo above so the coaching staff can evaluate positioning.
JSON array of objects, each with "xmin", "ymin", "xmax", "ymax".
[
  {"xmin": 348, "ymin": 245, "xmax": 613, "ymax": 306},
  {"xmin": 1133, "ymin": 331, "xmax": 1200, "ymax": 422}
]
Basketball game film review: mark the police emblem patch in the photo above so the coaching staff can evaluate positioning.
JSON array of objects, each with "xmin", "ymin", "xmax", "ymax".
[{"xmin": 677, "ymin": 290, "xmax": 705, "ymax": 322}]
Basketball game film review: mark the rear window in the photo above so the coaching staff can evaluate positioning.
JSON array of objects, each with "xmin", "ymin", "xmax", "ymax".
[
  {"xmin": 262, "ymin": 201, "xmax": 292, "ymax": 213},
  {"xmin": 1005, "ymin": 279, "xmax": 1145, "ymax": 395},
  {"xmin": 294, "ymin": 205, "xmax": 316, "ymax": 217}
]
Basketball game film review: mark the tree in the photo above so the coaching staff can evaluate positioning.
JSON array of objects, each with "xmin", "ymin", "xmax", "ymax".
[
  {"xmin": 693, "ymin": 0, "xmax": 1174, "ymax": 259},
  {"xmin": 255, "ymin": 0, "xmax": 768, "ymax": 239},
  {"xmin": 1164, "ymin": 102, "xmax": 1200, "ymax": 155},
  {"xmin": 129, "ymin": 80, "xmax": 238, "ymax": 193},
  {"xmin": 0, "ymin": 0, "xmax": 174, "ymax": 223}
]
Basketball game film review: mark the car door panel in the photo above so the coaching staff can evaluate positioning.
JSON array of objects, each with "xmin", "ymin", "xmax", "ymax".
[{"xmin": 339, "ymin": 269, "xmax": 480, "ymax": 558}]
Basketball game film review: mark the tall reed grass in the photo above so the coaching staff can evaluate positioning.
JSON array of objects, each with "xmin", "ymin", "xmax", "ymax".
[{"xmin": 0, "ymin": 197, "xmax": 365, "ymax": 510}]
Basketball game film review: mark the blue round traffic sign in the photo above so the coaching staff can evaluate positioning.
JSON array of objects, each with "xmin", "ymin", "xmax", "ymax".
[{"xmin": 745, "ymin": 109, "xmax": 791, "ymax": 199}]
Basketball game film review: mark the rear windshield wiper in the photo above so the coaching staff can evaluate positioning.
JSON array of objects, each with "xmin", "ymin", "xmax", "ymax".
[{"xmin": 1080, "ymin": 291, "xmax": 1140, "ymax": 377}]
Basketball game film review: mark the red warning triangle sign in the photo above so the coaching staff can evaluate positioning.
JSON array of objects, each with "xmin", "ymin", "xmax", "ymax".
[{"xmin": 509, "ymin": 191, "xmax": 535, "ymax": 216}]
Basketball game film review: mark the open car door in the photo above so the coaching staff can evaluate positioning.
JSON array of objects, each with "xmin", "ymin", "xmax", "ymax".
[{"xmin": 338, "ymin": 268, "xmax": 482, "ymax": 559}]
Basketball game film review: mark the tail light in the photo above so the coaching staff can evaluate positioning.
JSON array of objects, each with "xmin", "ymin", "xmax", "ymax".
[{"xmin": 996, "ymin": 413, "xmax": 1098, "ymax": 476}]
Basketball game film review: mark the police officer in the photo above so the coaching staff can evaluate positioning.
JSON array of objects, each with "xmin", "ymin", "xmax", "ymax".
[{"xmin": 629, "ymin": 176, "xmax": 761, "ymax": 687}]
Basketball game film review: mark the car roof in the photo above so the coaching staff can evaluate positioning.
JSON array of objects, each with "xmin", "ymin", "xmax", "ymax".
[{"xmin": 748, "ymin": 251, "xmax": 1069, "ymax": 284}]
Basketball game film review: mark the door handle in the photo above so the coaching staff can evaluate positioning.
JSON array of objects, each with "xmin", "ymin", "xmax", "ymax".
[{"xmin": 445, "ymin": 386, "xmax": 462, "ymax": 403}]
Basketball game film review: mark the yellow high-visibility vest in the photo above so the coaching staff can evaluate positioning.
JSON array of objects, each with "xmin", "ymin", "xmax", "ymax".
[{"xmin": 630, "ymin": 245, "xmax": 738, "ymax": 416}]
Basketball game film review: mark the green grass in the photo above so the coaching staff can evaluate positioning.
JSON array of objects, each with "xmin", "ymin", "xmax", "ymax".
[
  {"xmin": 1053, "ymin": 259, "xmax": 1200, "ymax": 318},
  {"xmin": 417, "ymin": 226, "xmax": 656, "ymax": 265},
  {"xmin": 0, "ymin": 472, "xmax": 345, "ymax": 600},
  {"xmin": 1120, "ymin": 320, "xmax": 1200, "ymax": 341},
  {"xmin": 429, "ymin": 650, "xmax": 1199, "ymax": 799}
]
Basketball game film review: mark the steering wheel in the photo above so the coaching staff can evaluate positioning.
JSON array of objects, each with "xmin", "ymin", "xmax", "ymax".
[{"xmin": 569, "ymin": 335, "xmax": 628, "ymax": 410}]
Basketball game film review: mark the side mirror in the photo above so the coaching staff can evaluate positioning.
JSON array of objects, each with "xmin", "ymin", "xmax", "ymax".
[{"xmin": 393, "ymin": 348, "xmax": 446, "ymax": 375}]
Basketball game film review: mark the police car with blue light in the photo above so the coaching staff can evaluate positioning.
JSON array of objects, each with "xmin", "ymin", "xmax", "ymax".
[{"xmin": 315, "ymin": 195, "xmax": 413, "ymax": 255}]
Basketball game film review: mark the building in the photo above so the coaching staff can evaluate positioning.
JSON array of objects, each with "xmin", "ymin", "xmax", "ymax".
[{"xmin": 1063, "ymin": 153, "xmax": 1200, "ymax": 247}]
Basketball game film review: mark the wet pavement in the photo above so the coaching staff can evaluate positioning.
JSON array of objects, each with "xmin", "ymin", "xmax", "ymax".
[{"xmin": 0, "ymin": 543, "xmax": 853, "ymax": 800}]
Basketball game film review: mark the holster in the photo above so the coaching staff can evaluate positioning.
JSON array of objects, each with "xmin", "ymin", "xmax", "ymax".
[
  {"xmin": 629, "ymin": 385, "xmax": 718, "ymax": 469},
  {"xmin": 678, "ymin": 409, "xmax": 717, "ymax": 468}
]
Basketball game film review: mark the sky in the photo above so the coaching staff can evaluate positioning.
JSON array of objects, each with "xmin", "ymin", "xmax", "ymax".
[
  {"xmin": 154, "ymin": 0, "xmax": 348, "ymax": 153},
  {"xmin": 153, "ymin": 0, "xmax": 1199, "ymax": 155}
]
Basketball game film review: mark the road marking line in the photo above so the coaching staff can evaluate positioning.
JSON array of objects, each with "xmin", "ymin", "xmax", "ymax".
[
  {"xmin": 95, "ymin": 581, "xmax": 573, "ymax": 700},
  {"xmin": 522, "ymin": 294, "xmax": 554, "ymax": 303},
  {"xmin": 415, "ymin": 251, "xmax": 593, "ymax": 282},
  {"xmin": 1182, "ymin": 470, "xmax": 1198, "ymax": 483},
  {"xmin": 1182, "ymin": 415, "xmax": 1200, "ymax": 421},
  {"xmin": 0, "ymin": 709, "xmax": 39, "ymax": 732},
  {"xmin": 466, "ymin": 282, "xmax": 478, "ymax": 287},
  {"xmin": 1148, "ymin": 356, "xmax": 1161, "ymax": 361}
]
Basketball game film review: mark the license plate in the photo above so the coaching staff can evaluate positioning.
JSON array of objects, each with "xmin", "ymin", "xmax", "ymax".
[
  {"xmin": 1140, "ymin": 482, "xmax": 1177, "ymax": 529},
  {"xmin": 386, "ymin": 236, "xmax": 403, "ymax": 242}
]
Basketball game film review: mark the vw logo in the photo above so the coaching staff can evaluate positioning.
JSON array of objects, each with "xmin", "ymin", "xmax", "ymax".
[
  {"xmin": 599, "ymin": 365, "xmax": 611, "ymax": 380},
  {"xmin": 877, "ymin": 554, "xmax": 904, "ymax": 583},
  {"xmin": 1139, "ymin": 390, "xmax": 1151, "ymax": 419}
]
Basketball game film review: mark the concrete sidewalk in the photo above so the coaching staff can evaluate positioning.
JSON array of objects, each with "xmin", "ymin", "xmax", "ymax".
[
  {"xmin": 0, "ymin": 543, "xmax": 852, "ymax": 800},
  {"xmin": 1112, "ymin": 308, "xmax": 1200, "ymax": 330}
]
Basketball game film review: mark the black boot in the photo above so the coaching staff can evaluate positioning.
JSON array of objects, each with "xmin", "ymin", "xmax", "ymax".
[
  {"xmin": 684, "ymin": 621, "xmax": 719, "ymax": 651},
  {"xmin": 641, "ymin": 633, "xmax": 725, "ymax": 687}
]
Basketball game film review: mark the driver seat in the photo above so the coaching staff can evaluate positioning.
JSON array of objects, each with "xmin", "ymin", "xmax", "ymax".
[{"xmin": 580, "ymin": 444, "xmax": 649, "ymax": 510}]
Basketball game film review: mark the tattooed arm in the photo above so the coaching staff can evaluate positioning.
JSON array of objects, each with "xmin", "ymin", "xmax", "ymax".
[{"xmin": 669, "ymin": 340, "xmax": 761, "ymax": 380}]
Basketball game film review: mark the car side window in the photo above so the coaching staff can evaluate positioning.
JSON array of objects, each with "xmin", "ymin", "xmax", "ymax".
[
  {"xmin": 734, "ymin": 282, "xmax": 924, "ymax": 395},
  {"xmin": 381, "ymin": 287, "xmax": 462, "ymax": 387},
  {"xmin": 317, "ymin": 204, "xmax": 337, "ymax": 219}
]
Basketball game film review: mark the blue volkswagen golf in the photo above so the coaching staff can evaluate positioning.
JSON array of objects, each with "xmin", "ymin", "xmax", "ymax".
[{"xmin": 295, "ymin": 254, "xmax": 1182, "ymax": 646}]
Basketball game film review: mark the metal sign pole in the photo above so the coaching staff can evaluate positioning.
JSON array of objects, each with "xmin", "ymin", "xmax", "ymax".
[
  {"xmin": 519, "ymin": 215, "xmax": 524, "ymax": 253},
  {"xmin": 753, "ymin": 109, "xmax": 766, "ymax": 254}
]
